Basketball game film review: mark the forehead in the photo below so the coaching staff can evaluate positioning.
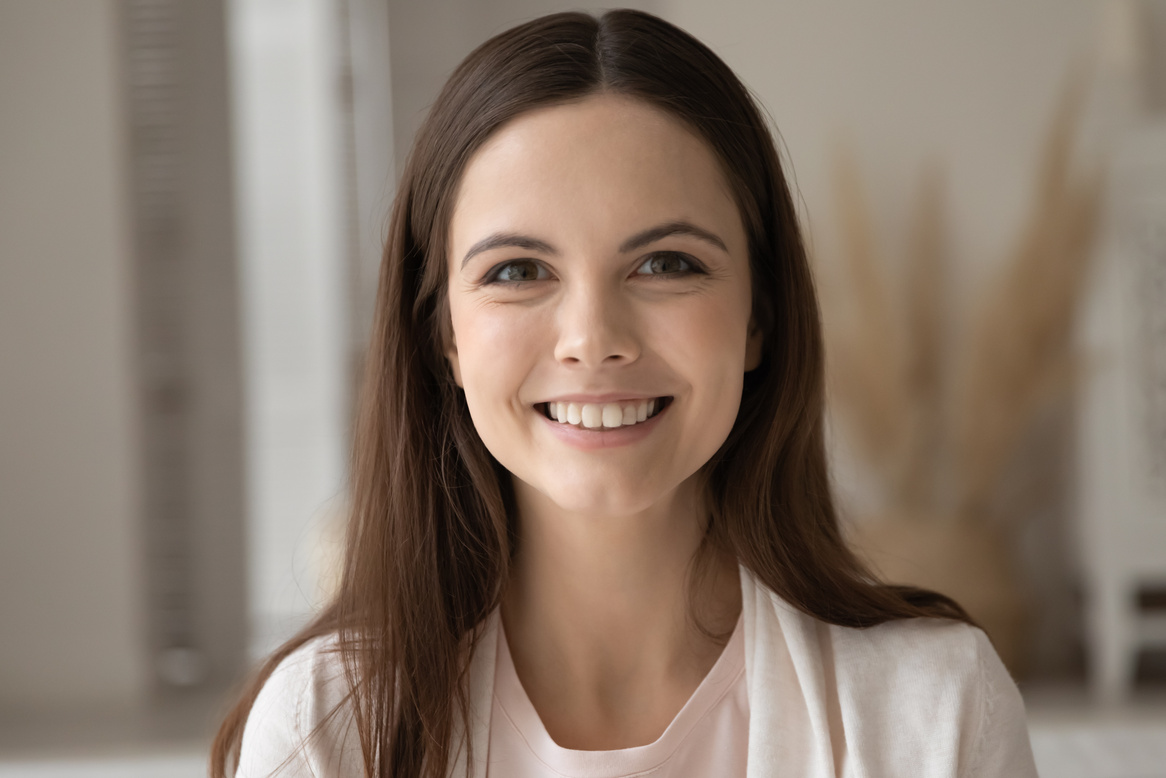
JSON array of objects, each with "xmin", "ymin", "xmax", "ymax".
[{"xmin": 448, "ymin": 94, "xmax": 745, "ymax": 260}]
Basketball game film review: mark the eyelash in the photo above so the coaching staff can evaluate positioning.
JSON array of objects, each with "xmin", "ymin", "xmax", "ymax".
[{"xmin": 482, "ymin": 252, "xmax": 704, "ymax": 285}]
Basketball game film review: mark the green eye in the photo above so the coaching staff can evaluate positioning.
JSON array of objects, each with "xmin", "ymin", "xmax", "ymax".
[
  {"xmin": 489, "ymin": 260, "xmax": 547, "ymax": 283},
  {"xmin": 637, "ymin": 252, "xmax": 695, "ymax": 276}
]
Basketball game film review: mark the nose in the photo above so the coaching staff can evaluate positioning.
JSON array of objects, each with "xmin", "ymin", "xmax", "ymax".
[{"xmin": 553, "ymin": 281, "xmax": 641, "ymax": 368}]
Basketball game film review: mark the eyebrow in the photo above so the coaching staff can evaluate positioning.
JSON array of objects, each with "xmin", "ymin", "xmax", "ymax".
[
  {"xmin": 460, "ymin": 220, "xmax": 728, "ymax": 268},
  {"xmin": 619, "ymin": 221, "xmax": 728, "ymax": 254},
  {"xmin": 461, "ymin": 234, "xmax": 557, "ymax": 267}
]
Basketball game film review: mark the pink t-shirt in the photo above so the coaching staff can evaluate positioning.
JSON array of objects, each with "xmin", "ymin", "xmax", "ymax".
[{"xmin": 487, "ymin": 617, "xmax": 749, "ymax": 777}]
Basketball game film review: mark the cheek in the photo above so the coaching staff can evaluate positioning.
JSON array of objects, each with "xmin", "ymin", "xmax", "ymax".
[
  {"xmin": 641, "ymin": 297, "xmax": 750, "ymax": 456},
  {"xmin": 450, "ymin": 300, "xmax": 545, "ymax": 422},
  {"xmin": 657, "ymin": 295, "xmax": 751, "ymax": 386}
]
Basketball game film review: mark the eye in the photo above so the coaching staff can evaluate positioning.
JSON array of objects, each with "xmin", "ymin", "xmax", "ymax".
[
  {"xmin": 486, "ymin": 259, "xmax": 550, "ymax": 284},
  {"xmin": 635, "ymin": 252, "xmax": 700, "ymax": 277}
]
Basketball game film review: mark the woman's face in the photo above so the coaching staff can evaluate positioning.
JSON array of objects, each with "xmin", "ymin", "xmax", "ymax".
[{"xmin": 446, "ymin": 94, "xmax": 759, "ymax": 518}]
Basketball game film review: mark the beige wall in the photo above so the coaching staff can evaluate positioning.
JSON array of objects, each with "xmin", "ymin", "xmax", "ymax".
[{"xmin": 0, "ymin": 0, "xmax": 147, "ymax": 709}]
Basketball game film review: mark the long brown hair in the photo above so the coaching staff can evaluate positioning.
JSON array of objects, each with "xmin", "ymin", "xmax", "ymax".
[{"xmin": 212, "ymin": 9, "xmax": 969, "ymax": 777}]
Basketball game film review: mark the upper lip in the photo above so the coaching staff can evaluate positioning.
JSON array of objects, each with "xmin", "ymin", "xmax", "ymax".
[{"xmin": 537, "ymin": 393, "xmax": 669, "ymax": 404}]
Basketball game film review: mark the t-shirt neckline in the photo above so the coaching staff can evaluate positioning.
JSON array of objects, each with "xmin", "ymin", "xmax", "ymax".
[{"xmin": 493, "ymin": 613, "xmax": 745, "ymax": 776}]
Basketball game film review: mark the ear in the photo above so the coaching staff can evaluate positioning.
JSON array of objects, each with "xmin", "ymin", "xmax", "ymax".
[
  {"xmin": 744, "ymin": 318, "xmax": 763, "ymax": 371},
  {"xmin": 446, "ymin": 335, "xmax": 464, "ymax": 387}
]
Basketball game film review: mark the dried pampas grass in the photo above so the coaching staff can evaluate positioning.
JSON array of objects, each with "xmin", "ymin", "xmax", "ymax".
[
  {"xmin": 823, "ymin": 76, "xmax": 1101, "ymax": 526},
  {"xmin": 823, "ymin": 153, "xmax": 951, "ymax": 517},
  {"xmin": 952, "ymin": 80, "xmax": 1102, "ymax": 520}
]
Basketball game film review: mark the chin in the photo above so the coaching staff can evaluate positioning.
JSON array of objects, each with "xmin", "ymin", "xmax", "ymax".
[{"xmin": 525, "ymin": 469, "xmax": 682, "ymax": 519}]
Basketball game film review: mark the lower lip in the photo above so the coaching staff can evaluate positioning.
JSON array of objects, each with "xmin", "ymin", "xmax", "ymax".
[{"xmin": 538, "ymin": 402, "xmax": 669, "ymax": 450}]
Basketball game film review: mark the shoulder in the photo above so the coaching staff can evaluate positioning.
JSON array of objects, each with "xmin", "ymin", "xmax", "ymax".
[
  {"xmin": 829, "ymin": 612, "xmax": 989, "ymax": 683},
  {"xmin": 825, "ymin": 617, "xmax": 1036, "ymax": 776},
  {"xmin": 237, "ymin": 634, "xmax": 363, "ymax": 778},
  {"xmin": 742, "ymin": 571, "xmax": 1036, "ymax": 776},
  {"xmin": 825, "ymin": 616, "xmax": 997, "ymax": 713}
]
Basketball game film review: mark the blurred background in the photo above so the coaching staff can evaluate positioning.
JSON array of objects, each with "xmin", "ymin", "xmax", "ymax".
[{"xmin": 1, "ymin": 0, "xmax": 1165, "ymax": 775}]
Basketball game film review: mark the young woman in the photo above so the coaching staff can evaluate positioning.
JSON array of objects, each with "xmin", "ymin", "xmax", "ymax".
[{"xmin": 213, "ymin": 10, "xmax": 1037, "ymax": 777}]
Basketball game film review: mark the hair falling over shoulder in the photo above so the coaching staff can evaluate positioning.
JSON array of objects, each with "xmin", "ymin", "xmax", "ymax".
[{"xmin": 210, "ymin": 10, "xmax": 971, "ymax": 777}]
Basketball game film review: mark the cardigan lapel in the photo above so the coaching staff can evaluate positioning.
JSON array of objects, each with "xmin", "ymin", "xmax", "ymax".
[{"xmin": 741, "ymin": 566, "xmax": 837, "ymax": 778}]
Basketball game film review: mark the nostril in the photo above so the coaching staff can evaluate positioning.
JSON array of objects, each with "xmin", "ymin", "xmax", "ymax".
[{"xmin": 553, "ymin": 333, "xmax": 640, "ymax": 367}]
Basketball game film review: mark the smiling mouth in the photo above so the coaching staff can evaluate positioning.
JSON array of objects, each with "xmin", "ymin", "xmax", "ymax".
[{"xmin": 539, "ymin": 397, "xmax": 672, "ymax": 429}]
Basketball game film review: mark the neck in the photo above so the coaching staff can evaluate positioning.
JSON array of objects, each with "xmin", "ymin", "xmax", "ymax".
[{"xmin": 500, "ymin": 477, "xmax": 741, "ymax": 749}]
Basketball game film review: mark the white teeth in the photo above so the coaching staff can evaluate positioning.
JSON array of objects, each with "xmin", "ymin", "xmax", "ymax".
[
  {"xmin": 546, "ymin": 399, "xmax": 666, "ymax": 429},
  {"xmin": 581, "ymin": 404, "xmax": 602, "ymax": 428}
]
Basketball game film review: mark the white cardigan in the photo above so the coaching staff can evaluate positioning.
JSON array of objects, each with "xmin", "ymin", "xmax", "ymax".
[{"xmin": 238, "ymin": 567, "xmax": 1038, "ymax": 777}]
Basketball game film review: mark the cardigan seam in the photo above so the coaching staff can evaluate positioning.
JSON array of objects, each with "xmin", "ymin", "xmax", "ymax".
[{"xmin": 965, "ymin": 630, "xmax": 989, "ymax": 778}]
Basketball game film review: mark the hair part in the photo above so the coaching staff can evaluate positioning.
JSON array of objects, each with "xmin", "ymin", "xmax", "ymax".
[{"xmin": 212, "ymin": 10, "xmax": 970, "ymax": 777}]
